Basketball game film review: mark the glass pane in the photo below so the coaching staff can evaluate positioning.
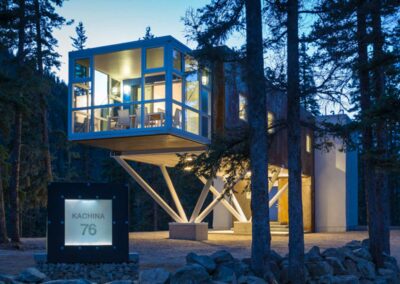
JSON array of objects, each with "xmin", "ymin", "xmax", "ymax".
[
  {"xmin": 201, "ymin": 89, "xmax": 210, "ymax": 115},
  {"xmin": 185, "ymin": 109, "xmax": 199, "ymax": 135},
  {"xmin": 94, "ymin": 49, "xmax": 141, "ymax": 106},
  {"xmin": 122, "ymin": 78, "xmax": 141, "ymax": 103},
  {"xmin": 94, "ymin": 70, "xmax": 110, "ymax": 105},
  {"xmin": 145, "ymin": 73, "xmax": 165, "ymax": 101},
  {"xmin": 172, "ymin": 104, "xmax": 182, "ymax": 129},
  {"xmin": 185, "ymin": 55, "xmax": 198, "ymax": 72},
  {"xmin": 185, "ymin": 73, "xmax": 199, "ymax": 109},
  {"xmin": 72, "ymin": 109, "xmax": 91, "ymax": 133},
  {"xmin": 146, "ymin": 47, "xmax": 164, "ymax": 69},
  {"xmin": 144, "ymin": 102, "xmax": 165, "ymax": 127},
  {"xmin": 94, "ymin": 105, "xmax": 140, "ymax": 132},
  {"xmin": 73, "ymin": 82, "xmax": 91, "ymax": 108},
  {"xmin": 239, "ymin": 94, "xmax": 247, "ymax": 121},
  {"xmin": 173, "ymin": 49, "xmax": 182, "ymax": 71},
  {"xmin": 202, "ymin": 116, "xmax": 211, "ymax": 138},
  {"xmin": 74, "ymin": 58, "xmax": 90, "ymax": 79},
  {"xmin": 201, "ymin": 69, "xmax": 210, "ymax": 88},
  {"xmin": 172, "ymin": 74, "xmax": 182, "ymax": 102},
  {"xmin": 268, "ymin": 112, "xmax": 275, "ymax": 133}
]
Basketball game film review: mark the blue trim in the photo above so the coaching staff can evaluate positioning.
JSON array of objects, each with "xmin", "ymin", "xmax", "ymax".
[
  {"xmin": 68, "ymin": 35, "xmax": 211, "ymax": 147},
  {"xmin": 69, "ymin": 36, "xmax": 191, "ymax": 59}
]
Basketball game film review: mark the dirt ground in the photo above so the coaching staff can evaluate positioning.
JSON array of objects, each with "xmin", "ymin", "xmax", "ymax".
[{"xmin": 0, "ymin": 230, "xmax": 399, "ymax": 274}]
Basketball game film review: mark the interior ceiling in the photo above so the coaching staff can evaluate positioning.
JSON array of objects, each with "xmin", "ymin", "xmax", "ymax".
[{"xmin": 94, "ymin": 49, "xmax": 141, "ymax": 80}]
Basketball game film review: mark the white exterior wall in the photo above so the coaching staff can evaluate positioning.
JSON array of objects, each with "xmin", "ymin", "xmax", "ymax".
[
  {"xmin": 212, "ymin": 177, "xmax": 232, "ymax": 230},
  {"xmin": 315, "ymin": 115, "xmax": 358, "ymax": 232}
]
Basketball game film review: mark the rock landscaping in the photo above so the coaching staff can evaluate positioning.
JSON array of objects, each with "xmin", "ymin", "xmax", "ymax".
[
  {"xmin": 140, "ymin": 240, "xmax": 400, "ymax": 283},
  {"xmin": 0, "ymin": 239, "xmax": 399, "ymax": 283}
]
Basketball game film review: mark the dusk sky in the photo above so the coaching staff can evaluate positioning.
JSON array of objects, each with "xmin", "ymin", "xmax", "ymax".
[{"xmin": 54, "ymin": 0, "xmax": 215, "ymax": 83}]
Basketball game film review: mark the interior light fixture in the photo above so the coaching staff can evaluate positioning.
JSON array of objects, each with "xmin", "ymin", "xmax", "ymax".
[
  {"xmin": 111, "ymin": 86, "xmax": 119, "ymax": 95},
  {"xmin": 123, "ymin": 85, "xmax": 131, "ymax": 94},
  {"xmin": 201, "ymin": 73, "xmax": 209, "ymax": 86}
]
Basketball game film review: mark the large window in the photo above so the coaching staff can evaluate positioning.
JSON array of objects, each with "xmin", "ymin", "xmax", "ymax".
[
  {"xmin": 93, "ymin": 49, "xmax": 142, "ymax": 106},
  {"xmin": 74, "ymin": 58, "xmax": 90, "ymax": 79},
  {"xmin": 146, "ymin": 47, "xmax": 164, "ymax": 69},
  {"xmin": 72, "ymin": 82, "xmax": 91, "ymax": 108},
  {"xmin": 70, "ymin": 42, "xmax": 211, "ymax": 140}
]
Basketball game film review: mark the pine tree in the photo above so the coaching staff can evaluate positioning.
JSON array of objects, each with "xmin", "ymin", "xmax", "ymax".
[
  {"xmin": 70, "ymin": 21, "xmax": 87, "ymax": 50},
  {"xmin": 142, "ymin": 26, "xmax": 155, "ymax": 40}
]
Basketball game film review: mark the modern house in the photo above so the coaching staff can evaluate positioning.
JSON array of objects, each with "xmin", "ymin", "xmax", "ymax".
[{"xmin": 68, "ymin": 36, "xmax": 358, "ymax": 240}]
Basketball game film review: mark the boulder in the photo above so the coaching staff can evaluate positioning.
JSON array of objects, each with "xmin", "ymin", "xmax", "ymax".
[
  {"xmin": 378, "ymin": 268, "xmax": 398, "ymax": 283},
  {"xmin": 0, "ymin": 274, "xmax": 17, "ymax": 284},
  {"xmin": 353, "ymin": 248, "xmax": 372, "ymax": 261},
  {"xmin": 306, "ymin": 246, "xmax": 322, "ymax": 262},
  {"xmin": 42, "ymin": 280, "xmax": 91, "ymax": 284},
  {"xmin": 186, "ymin": 253, "xmax": 216, "ymax": 273},
  {"xmin": 104, "ymin": 281, "xmax": 133, "ymax": 284},
  {"xmin": 139, "ymin": 268, "xmax": 170, "ymax": 284},
  {"xmin": 345, "ymin": 241, "xmax": 363, "ymax": 250},
  {"xmin": 212, "ymin": 265, "xmax": 235, "ymax": 283},
  {"xmin": 237, "ymin": 275, "xmax": 267, "ymax": 284},
  {"xmin": 331, "ymin": 275, "xmax": 359, "ymax": 284},
  {"xmin": 361, "ymin": 239, "xmax": 369, "ymax": 248},
  {"xmin": 344, "ymin": 259, "xmax": 361, "ymax": 278},
  {"xmin": 269, "ymin": 261, "xmax": 280, "ymax": 280},
  {"xmin": 17, "ymin": 268, "xmax": 46, "ymax": 283},
  {"xmin": 210, "ymin": 250, "xmax": 234, "ymax": 264},
  {"xmin": 306, "ymin": 261, "xmax": 333, "ymax": 278},
  {"xmin": 323, "ymin": 248, "xmax": 345, "ymax": 262},
  {"xmin": 325, "ymin": 257, "xmax": 348, "ymax": 275},
  {"xmin": 356, "ymin": 260, "xmax": 376, "ymax": 280},
  {"xmin": 269, "ymin": 250, "xmax": 283, "ymax": 263},
  {"xmin": 215, "ymin": 259, "xmax": 248, "ymax": 278},
  {"xmin": 279, "ymin": 265, "xmax": 289, "ymax": 284},
  {"xmin": 170, "ymin": 264, "xmax": 211, "ymax": 284}
]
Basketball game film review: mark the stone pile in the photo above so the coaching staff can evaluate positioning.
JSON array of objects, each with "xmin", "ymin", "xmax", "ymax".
[
  {"xmin": 1, "ymin": 240, "xmax": 399, "ymax": 283},
  {"xmin": 139, "ymin": 240, "xmax": 400, "ymax": 283}
]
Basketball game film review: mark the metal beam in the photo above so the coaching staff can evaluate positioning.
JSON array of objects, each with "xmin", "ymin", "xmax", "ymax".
[
  {"xmin": 189, "ymin": 178, "xmax": 212, "ymax": 222},
  {"xmin": 268, "ymin": 167, "xmax": 281, "ymax": 192},
  {"xmin": 269, "ymin": 182, "xmax": 288, "ymax": 208},
  {"xmin": 198, "ymin": 176, "xmax": 246, "ymax": 222},
  {"xmin": 159, "ymin": 165, "xmax": 188, "ymax": 222},
  {"xmin": 113, "ymin": 156, "xmax": 184, "ymax": 223},
  {"xmin": 195, "ymin": 193, "xmax": 223, "ymax": 223},
  {"xmin": 230, "ymin": 194, "xmax": 248, "ymax": 222}
]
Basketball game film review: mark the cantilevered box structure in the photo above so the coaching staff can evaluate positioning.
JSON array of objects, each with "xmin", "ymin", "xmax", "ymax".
[{"xmin": 68, "ymin": 36, "xmax": 358, "ymax": 240}]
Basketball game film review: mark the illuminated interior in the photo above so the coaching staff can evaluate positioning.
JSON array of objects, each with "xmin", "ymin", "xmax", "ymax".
[{"xmin": 70, "ymin": 39, "xmax": 211, "ymax": 141}]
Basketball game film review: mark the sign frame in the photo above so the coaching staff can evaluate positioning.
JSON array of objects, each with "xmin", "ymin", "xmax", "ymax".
[{"xmin": 47, "ymin": 182, "xmax": 129, "ymax": 263}]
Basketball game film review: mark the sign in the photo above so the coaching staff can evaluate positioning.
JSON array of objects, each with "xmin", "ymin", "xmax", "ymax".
[
  {"xmin": 65, "ymin": 199, "xmax": 112, "ymax": 246},
  {"xmin": 47, "ymin": 183, "xmax": 129, "ymax": 263}
]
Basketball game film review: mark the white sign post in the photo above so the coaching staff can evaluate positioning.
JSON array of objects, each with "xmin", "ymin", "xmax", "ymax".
[{"xmin": 64, "ymin": 199, "xmax": 113, "ymax": 246}]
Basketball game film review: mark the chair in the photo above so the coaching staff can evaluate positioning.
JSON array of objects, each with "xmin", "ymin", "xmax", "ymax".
[
  {"xmin": 115, "ymin": 109, "xmax": 130, "ymax": 129},
  {"xmin": 134, "ymin": 107, "xmax": 141, "ymax": 128},
  {"xmin": 173, "ymin": 108, "xmax": 182, "ymax": 129}
]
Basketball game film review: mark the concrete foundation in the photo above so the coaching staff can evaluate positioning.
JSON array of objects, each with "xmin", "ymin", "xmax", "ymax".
[
  {"xmin": 169, "ymin": 222, "xmax": 208, "ymax": 241},
  {"xmin": 233, "ymin": 221, "xmax": 252, "ymax": 235}
]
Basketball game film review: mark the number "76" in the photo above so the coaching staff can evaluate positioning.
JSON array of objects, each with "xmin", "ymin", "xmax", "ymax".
[{"xmin": 80, "ymin": 224, "xmax": 97, "ymax": 236}]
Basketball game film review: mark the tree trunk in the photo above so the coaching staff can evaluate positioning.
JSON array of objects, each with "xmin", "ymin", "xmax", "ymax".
[
  {"xmin": 287, "ymin": 0, "xmax": 305, "ymax": 282},
  {"xmin": 0, "ymin": 164, "xmax": 8, "ymax": 243},
  {"xmin": 9, "ymin": 0, "xmax": 26, "ymax": 244},
  {"xmin": 245, "ymin": 0, "xmax": 271, "ymax": 278},
  {"xmin": 9, "ymin": 111, "xmax": 22, "ymax": 243},
  {"xmin": 371, "ymin": 0, "xmax": 390, "ymax": 256},
  {"xmin": 34, "ymin": 0, "xmax": 52, "ymax": 182},
  {"xmin": 356, "ymin": 0, "xmax": 383, "ymax": 267}
]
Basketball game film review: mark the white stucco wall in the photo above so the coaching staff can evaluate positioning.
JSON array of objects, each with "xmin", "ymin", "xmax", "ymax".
[
  {"xmin": 212, "ymin": 177, "xmax": 232, "ymax": 230},
  {"xmin": 315, "ymin": 115, "xmax": 358, "ymax": 232}
]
